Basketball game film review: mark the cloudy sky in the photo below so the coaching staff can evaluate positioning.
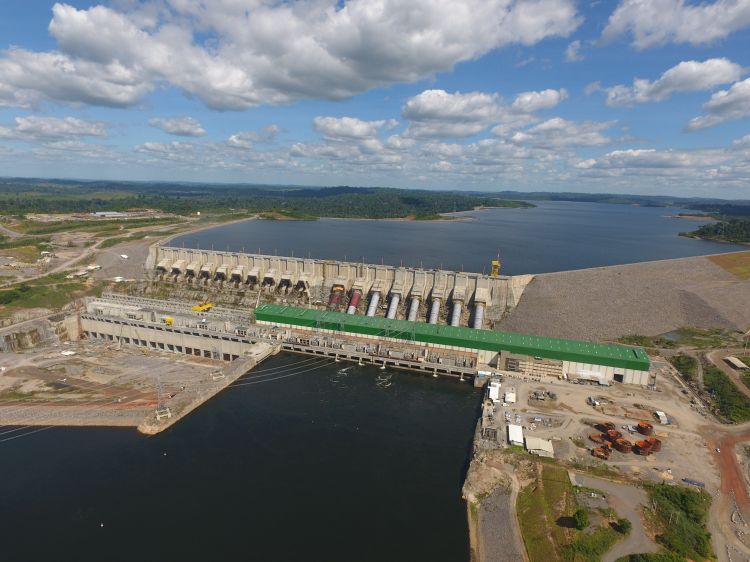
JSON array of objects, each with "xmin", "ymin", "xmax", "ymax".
[{"xmin": 0, "ymin": 1, "xmax": 749, "ymax": 197}]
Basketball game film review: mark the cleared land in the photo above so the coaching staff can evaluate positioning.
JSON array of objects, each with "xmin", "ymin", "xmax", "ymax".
[{"xmin": 501, "ymin": 253, "xmax": 750, "ymax": 340}]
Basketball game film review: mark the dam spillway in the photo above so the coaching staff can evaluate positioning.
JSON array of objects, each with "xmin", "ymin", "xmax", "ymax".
[{"xmin": 146, "ymin": 245, "xmax": 532, "ymax": 328}]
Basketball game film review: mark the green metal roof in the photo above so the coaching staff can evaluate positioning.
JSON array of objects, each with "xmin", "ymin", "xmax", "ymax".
[{"xmin": 254, "ymin": 304, "xmax": 650, "ymax": 371}]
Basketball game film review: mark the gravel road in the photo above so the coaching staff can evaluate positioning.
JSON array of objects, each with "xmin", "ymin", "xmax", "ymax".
[{"xmin": 478, "ymin": 485, "xmax": 527, "ymax": 562}]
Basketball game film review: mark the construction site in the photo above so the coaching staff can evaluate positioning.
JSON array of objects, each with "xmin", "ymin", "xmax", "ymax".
[{"xmin": 4, "ymin": 234, "xmax": 750, "ymax": 561}]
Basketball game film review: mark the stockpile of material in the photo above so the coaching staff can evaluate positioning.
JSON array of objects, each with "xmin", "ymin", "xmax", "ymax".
[{"xmin": 589, "ymin": 419, "xmax": 664, "ymax": 459}]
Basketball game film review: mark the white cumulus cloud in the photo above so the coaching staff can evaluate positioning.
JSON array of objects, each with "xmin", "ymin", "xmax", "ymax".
[
  {"xmin": 510, "ymin": 118, "xmax": 614, "ymax": 147},
  {"xmin": 0, "ymin": 116, "xmax": 106, "ymax": 141},
  {"xmin": 564, "ymin": 40, "xmax": 583, "ymax": 62},
  {"xmin": 511, "ymin": 88, "xmax": 568, "ymax": 112},
  {"xmin": 599, "ymin": 58, "xmax": 743, "ymax": 106},
  {"xmin": 688, "ymin": 77, "xmax": 750, "ymax": 129},
  {"xmin": 0, "ymin": 0, "xmax": 582, "ymax": 110},
  {"xmin": 148, "ymin": 116, "xmax": 206, "ymax": 137},
  {"xmin": 402, "ymin": 89, "xmax": 504, "ymax": 138},
  {"xmin": 602, "ymin": 0, "xmax": 750, "ymax": 49},
  {"xmin": 313, "ymin": 116, "xmax": 387, "ymax": 140}
]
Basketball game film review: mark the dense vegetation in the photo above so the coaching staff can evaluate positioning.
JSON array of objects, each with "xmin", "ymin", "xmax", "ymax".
[
  {"xmin": 0, "ymin": 178, "xmax": 531, "ymax": 219},
  {"xmin": 703, "ymin": 364, "xmax": 750, "ymax": 422},
  {"xmin": 616, "ymin": 554, "xmax": 684, "ymax": 562},
  {"xmin": 668, "ymin": 354, "xmax": 698, "ymax": 382},
  {"xmin": 644, "ymin": 483, "xmax": 713, "ymax": 561},
  {"xmin": 682, "ymin": 218, "xmax": 750, "ymax": 243}
]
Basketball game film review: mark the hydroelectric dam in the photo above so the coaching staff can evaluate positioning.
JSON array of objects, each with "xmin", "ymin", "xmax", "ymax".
[{"xmin": 145, "ymin": 245, "xmax": 533, "ymax": 329}]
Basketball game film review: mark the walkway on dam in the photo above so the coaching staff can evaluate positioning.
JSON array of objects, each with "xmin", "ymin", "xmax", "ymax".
[{"xmin": 138, "ymin": 341, "xmax": 280, "ymax": 434}]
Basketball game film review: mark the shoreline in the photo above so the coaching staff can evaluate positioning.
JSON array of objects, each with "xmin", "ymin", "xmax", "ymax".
[
  {"xmin": 666, "ymin": 214, "xmax": 716, "ymax": 221},
  {"xmin": 678, "ymin": 233, "xmax": 750, "ymax": 246}
]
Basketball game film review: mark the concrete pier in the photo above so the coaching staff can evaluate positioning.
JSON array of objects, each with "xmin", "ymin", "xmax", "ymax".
[{"xmin": 138, "ymin": 340, "xmax": 279, "ymax": 434}]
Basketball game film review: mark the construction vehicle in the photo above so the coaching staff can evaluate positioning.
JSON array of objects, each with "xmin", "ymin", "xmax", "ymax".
[
  {"xmin": 160, "ymin": 316, "xmax": 174, "ymax": 327},
  {"xmin": 192, "ymin": 301, "xmax": 214, "ymax": 313},
  {"xmin": 490, "ymin": 254, "xmax": 501, "ymax": 277}
]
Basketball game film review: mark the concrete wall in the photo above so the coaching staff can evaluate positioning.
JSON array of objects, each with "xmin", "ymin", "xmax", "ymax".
[
  {"xmin": 80, "ymin": 316, "xmax": 259, "ymax": 361},
  {"xmin": 146, "ymin": 245, "xmax": 521, "ymax": 322}
]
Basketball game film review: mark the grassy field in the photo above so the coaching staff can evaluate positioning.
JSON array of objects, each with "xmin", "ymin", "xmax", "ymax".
[
  {"xmin": 517, "ymin": 470, "xmax": 559, "ymax": 561},
  {"xmin": 621, "ymin": 328, "xmax": 739, "ymax": 350},
  {"xmin": 14, "ymin": 216, "xmax": 183, "ymax": 235},
  {"xmin": 619, "ymin": 335, "xmax": 677, "ymax": 349},
  {"xmin": 0, "ymin": 273, "xmax": 103, "ymax": 318},
  {"xmin": 0, "ymin": 245, "xmax": 41, "ymax": 262},
  {"xmin": 97, "ymin": 227, "xmax": 185, "ymax": 249},
  {"xmin": 708, "ymin": 251, "xmax": 750, "ymax": 279}
]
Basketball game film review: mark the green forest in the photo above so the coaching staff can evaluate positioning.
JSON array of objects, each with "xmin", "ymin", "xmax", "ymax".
[
  {"xmin": 682, "ymin": 219, "xmax": 750, "ymax": 244},
  {"xmin": 0, "ymin": 178, "xmax": 531, "ymax": 219}
]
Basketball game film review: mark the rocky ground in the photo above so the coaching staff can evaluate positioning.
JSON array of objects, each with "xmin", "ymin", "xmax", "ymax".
[{"xmin": 500, "ymin": 253, "xmax": 750, "ymax": 340}]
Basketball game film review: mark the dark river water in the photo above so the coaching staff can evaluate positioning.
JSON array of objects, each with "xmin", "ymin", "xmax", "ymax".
[
  {"xmin": 0, "ymin": 355, "xmax": 479, "ymax": 562},
  {"xmin": 171, "ymin": 201, "xmax": 745, "ymax": 275}
]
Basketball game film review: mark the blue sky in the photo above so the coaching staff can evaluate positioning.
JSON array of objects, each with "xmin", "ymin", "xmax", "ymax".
[{"xmin": 0, "ymin": 0, "xmax": 749, "ymax": 197}]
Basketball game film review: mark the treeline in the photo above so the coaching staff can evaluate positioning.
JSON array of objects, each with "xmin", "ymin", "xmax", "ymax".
[
  {"xmin": 682, "ymin": 219, "xmax": 750, "ymax": 243},
  {"xmin": 0, "ymin": 179, "xmax": 532, "ymax": 218},
  {"xmin": 691, "ymin": 203, "xmax": 750, "ymax": 217},
  {"xmin": 490, "ymin": 190, "xmax": 750, "ymax": 209}
]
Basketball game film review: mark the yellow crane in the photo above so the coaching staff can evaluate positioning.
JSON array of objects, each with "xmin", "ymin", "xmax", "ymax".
[
  {"xmin": 191, "ymin": 301, "xmax": 214, "ymax": 313},
  {"xmin": 490, "ymin": 254, "xmax": 501, "ymax": 277}
]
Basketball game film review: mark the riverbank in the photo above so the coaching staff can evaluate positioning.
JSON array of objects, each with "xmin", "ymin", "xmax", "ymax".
[{"xmin": 667, "ymin": 214, "xmax": 715, "ymax": 220}]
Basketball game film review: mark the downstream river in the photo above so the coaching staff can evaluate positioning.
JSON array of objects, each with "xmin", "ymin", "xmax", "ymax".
[
  {"xmin": 172, "ymin": 201, "xmax": 745, "ymax": 275},
  {"xmin": 1, "ymin": 356, "xmax": 478, "ymax": 561}
]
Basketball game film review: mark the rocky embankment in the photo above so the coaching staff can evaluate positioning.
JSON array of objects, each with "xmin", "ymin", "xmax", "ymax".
[{"xmin": 500, "ymin": 253, "xmax": 750, "ymax": 340}]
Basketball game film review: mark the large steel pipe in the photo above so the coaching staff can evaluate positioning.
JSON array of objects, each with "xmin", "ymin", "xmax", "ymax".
[
  {"xmin": 472, "ymin": 303, "xmax": 485, "ymax": 329},
  {"xmin": 450, "ymin": 301, "xmax": 462, "ymax": 327},
  {"xmin": 407, "ymin": 297, "xmax": 420, "ymax": 322},
  {"xmin": 428, "ymin": 298, "xmax": 441, "ymax": 324},
  {"xmin": 366, "ymin": 292, "xmax": 380, "ymax": 316},
  {"xmin": 347, "ymin": 290, "xmax": 362, "ymax": 315},
  {"xmin": 386, "ymin": 294, "xmax": 400, "ymax": 319}
]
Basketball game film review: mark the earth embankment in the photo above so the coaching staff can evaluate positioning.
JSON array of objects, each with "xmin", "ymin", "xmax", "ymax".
[{"xmin": 500, "ymin": 253, "xmax": 750, "ymax": 340}]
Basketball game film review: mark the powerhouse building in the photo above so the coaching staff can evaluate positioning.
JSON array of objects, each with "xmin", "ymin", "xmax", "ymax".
[{"xmin": 254, "ymin": 304, "xmax": 652, "ymax": 385}]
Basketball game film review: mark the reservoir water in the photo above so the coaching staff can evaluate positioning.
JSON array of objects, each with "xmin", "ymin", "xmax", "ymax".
[
  {"xmin": 172, "ymin": 201, "xmax": 746, "ymax": 275},
  {"xmin": 0, "ymin": 355, "xmax": 478, "ymax": 562}
]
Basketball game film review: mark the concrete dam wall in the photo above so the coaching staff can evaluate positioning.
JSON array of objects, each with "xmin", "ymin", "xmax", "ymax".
[{"xmin": 146, "ymin": 245, "xmax": 531, "ymax": 328}]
